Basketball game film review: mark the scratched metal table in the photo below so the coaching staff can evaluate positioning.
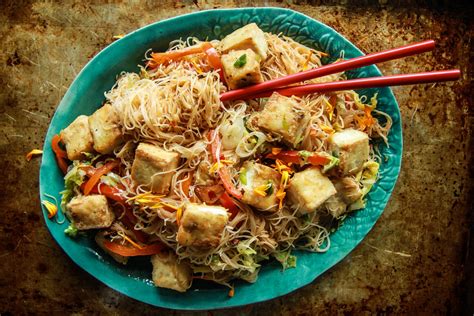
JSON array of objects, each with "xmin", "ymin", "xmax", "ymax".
[{"xmin": 1, "ymin": 1, "xmax": 472, "ymax": 315}]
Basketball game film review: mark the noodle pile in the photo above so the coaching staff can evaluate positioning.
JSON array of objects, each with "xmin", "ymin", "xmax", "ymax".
[{"xmin": 100, "ymin": 33, "xmax": 391, "ymax": 287}]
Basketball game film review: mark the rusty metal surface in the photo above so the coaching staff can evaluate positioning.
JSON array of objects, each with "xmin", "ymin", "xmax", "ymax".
[{"xmin": 0, "ymin": 1, "xmax": 472, "ymax": 315}]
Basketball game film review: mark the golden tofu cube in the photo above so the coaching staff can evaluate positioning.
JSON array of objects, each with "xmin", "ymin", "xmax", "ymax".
[
  {"xmin": 60, "ymin": 115, "xmax": 94, "ymax": 160},
  {"xmin": 329, "ymin": 129, "xmax": 369, "ymax": 175},
  {"xmin": 255, "ymin": 93, "xmax": 307, "ymax": 146},
  {"xmin": 241, "ymin": 161, "xmax": 280, "ymax": 212},
  {"xmin": 66, "ymin": 195, "xmax": 114, "ymax": 230},
  {"xmin": 219, "ymin": 23, "xmax": 268, "ymax": 60},
  {"xmin": 287, "ymin": 167, "xmax": 336, "ymax": 214},
  {"xmin": 333, "ymin": 177, "xmax": 363, "ymax": 204},
  {"xmin": 88, "ymin": 104, "xmax": 123, "ymax": 154},
  {"xmin": 131, "ymin": 143, "xmax": 180, "ymax": 194},
  {"xmin": 221, "ymin": 49, "xmax": 264, "ymax": 90},
  {"xmin": 177, "ymin": 203, "xmax": 229, "ymax": 248},
  {"xmin": 151, "ymin": 252, "xmax": 192, "ymax": 292}
]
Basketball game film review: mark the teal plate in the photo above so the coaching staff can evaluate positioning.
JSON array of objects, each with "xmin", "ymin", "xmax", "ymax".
[{"xmin": 39, "ymin": 8, "xmax": 402, "ymax": 310}]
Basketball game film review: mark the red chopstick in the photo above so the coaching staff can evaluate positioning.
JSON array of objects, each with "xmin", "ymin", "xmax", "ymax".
[
  {"xmin": 248, "ymin": 70, "xmax": 461, "ymax": 98},
  {"xmin": 220, "ymin": 40, "xmax": 436, "ymax": 102}
]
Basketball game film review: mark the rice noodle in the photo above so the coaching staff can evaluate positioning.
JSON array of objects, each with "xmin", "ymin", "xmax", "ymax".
[{"xmin": 97, "ymin": 32, "xmax": 391, "ymax": 286}]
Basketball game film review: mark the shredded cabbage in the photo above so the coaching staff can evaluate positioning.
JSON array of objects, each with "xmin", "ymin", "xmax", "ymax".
[
  {"xmin": 64, "ymin": 224, "xmax": 78, "ymax": 237},
  {"xmin": 273, "ymin": 250, "xmax": 297, "ymax": 270},
  {"xmin": 60, "ymin": 162, "xmax": 86, "ymax": 209},
  {"xmin": 349, "ymin": 161, "xmax": 380, "ymax": 211}
]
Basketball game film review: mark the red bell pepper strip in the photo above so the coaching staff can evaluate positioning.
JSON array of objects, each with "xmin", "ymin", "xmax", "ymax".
[
  {"xmin": 118, "ymin": 208, "xmax": 148, "ymax": 244},
  {"xmin": 102, "ymin": 240, "xmax": 163, "ymax": 257},
  {"xmin": 204, "ymin": 46, "xmax": 225, "ymax": 82},
  {"xmin": 195, "ymin": 184, "xmax": 224, "ymax": 204},
  {"xmin": 307, "ymin": 154, "xmax": 331, "ymax": 166},
  {"xmin": 266, "ymin": 150, "xmax": 301, "ymax": 164},
  {"xmin": 218, "ymin": 191, "xmax": 239, "ymax": 220},
  {"xmin": 208, "ymin": 130, "xmax": 243, "ymax": 199},
  {"xmin": 51, "ymin": 134, "xmax": 69, "ymax": 174},
  {"xmin": 83, "ymin": 160, "xmax": 120, "ymax": 195},
  {"xmin": 86, "ymin": 182, "xmax": 127, "ymax": 204},
  {"xmin": 218, "ymin": 167, "xmax": 243, "ymax": 200}
]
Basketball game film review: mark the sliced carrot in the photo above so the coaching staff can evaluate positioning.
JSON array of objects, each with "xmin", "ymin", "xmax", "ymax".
[
  {"xmin": 51, "ymin": 134, "xmax": 69, "ymax": 174},
  {"xmin": 208, "ymin": 130, "xmax": 242, "ymax": 199},
  {"xmin": 83, "ymin": 160, "xmax": 120, "ymax": 195},
  {"xmin": 102, "ymin": 240, "xmax": 163, "ymax": 257},
  {"xmin": 148, "ymin": 42, "xmax": 213, "ymax": 68}
]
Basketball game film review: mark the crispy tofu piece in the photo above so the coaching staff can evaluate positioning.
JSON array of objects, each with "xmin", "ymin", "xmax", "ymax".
[
  {"xmin": 66, "ymin": 195, "xmax": 114, "ymax": 230},
  {"xmin": 60, "ymin": 115, "xmax": 94, "ymax": 160},
  {"xmin": 131, "ymin": 143, "xmax": 180, "ymax": 194},
  {"xmin": 254, "ymin": 93, "xmax": 307, "ymax": 146},
  {"xmin": 287, "ymin": 167, "xmax": 337, "ymax": 214},
  {"xmin": 221, "ymin": 49, "xmax": 264, "ymax": 90},
  {"xmin": 219, "ymin": 23, "xmax": 268, "ymax": 60},
  {"xmin": 88, "ymin": 104, "xmax": 123, "ymax": 154},
  {"xmin": 177, "ymin": 203, "xmax": 229, "ymax": 248},
  {"xmin": 241, "ymin": 161, "xmax": 280, "ymax": 212},
  {"xmin": 324, "ymin": 195, "xmax": 347, "ymax": 218},
  {"xmin": 151, "ymin": 252, "xmax": 192, "ymax": 292},
  {"xmin": 329, "ymin": 129, "xmax": 369, "ymax": 176},
  {"xmin": 325, "ymin": 177, "xmax": 364, "ymax": 218},
  {"xmin": 333, "ymin": 177, "xmax": 363, "ymax": 204}
]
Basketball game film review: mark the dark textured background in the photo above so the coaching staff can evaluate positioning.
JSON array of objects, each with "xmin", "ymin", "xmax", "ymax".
[{"xmin": 0, "ymin": 1, "xmax": 472, "ymax": 315}]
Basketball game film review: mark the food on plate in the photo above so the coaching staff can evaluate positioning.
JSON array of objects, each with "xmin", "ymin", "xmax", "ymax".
[{"xmin": 49, "ymin": 23, "xmax": 392, "ymax": 293}]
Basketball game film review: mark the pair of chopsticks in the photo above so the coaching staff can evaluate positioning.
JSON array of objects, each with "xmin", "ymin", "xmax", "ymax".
[{"xmin": 220, "ymin": 40, "xmax": 461, "ymax": 102}]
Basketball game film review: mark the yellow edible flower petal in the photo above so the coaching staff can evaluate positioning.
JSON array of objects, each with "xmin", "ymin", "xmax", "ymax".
[
  {"xmin": 176, "ymin": 207, "xmax": 183, "ymax": 226},
  {"xmin": 323, "ymin": 97, "xmax": 334, "ymax": 121},
  {"xmin": 118, "ymin": 231, "xmax": 143, "ymax": 249},
  {"xmin": 26, "ymin": 149, "xmax": 43, "ymax": 161},
  {"xmin": 254, "ymin": 184, "xmax": 269, "ymax": 197},
  {"xmin": 41, "ymin": 200, "xmax": 58, "ymax": 219},
  {"xmin": 319, "ymin": 124, "xmax": 334, "ymax": 134}
]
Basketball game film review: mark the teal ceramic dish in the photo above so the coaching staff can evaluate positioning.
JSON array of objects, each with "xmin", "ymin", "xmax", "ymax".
[{"xmin": 39, "ymin": 8, "xmax": 402, "ymax": 310}]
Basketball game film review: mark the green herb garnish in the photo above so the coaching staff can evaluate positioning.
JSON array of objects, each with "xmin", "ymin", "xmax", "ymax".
[
  {"xmin": 234, "ymin": 54, "xmax": 247, "ymax": 68},
  {"xmin": 239, "ymin": 168, "xmax": 247, "ymax": 185},
  {"xmin": 265, "ymin": 181, "xmax": 274, "ymax": 195},
  {"xmin": 64, "ymin": 224, "xmax": 78, "ymax": 238}
]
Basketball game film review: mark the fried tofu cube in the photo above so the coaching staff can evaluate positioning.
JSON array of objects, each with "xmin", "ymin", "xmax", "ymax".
[
  {"xmin": 177, "ymin": 203, "xmax": 229, "ymax": 248},
  {"xmin": 241, "ymin": 161, "xmax": 280, "ymax": 212},
  {"xmin": 60, "ymin": 115, "xmax": 94, "ymax": 160},
  {"xmin": 131, "ymin": 143, "xmax": 180, "ymax": 194},
  {"xmin": 255, "ymin": 93, "xmax": 307, "ymax": 146},
  {"xmin": 221, "ymin": 49, "xmax": 264, "ymax": 90},
  {"xmin": 329, "ymin": 129, "xmax": 369, "ymax": 175},
  {"xmin": 324, "ymin": 195, "xmax": 347, "ymax": 218},
  {"xmin": 325, "ymin": 177, "xmax": 363, "ymax": 218},
  {"xmin": 66, "ymin": 195, "xmax": 114, "ymax": 230},
  {"xmin": 88, "ymin": 104, "xmax": 123, "ymax": 154},
  {"xmin": 151, "ymin": 252, "xmax": 192, "ymax": 292},
  {"xmin": 219, "ymin": 23, "xmax": 268, "ymax": 60},
  {"xmin": 333, "ymin": 177, "xmax": 363, "ymax": 204},
  {"xmin": 287, "ymin": 167, "xmax": 337, "ymax": 214}
]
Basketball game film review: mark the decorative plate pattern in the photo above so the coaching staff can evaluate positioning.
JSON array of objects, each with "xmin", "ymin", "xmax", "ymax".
[{"xmin": 39, "ymin": 8, "xmax": 402, "ymax": 310}]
